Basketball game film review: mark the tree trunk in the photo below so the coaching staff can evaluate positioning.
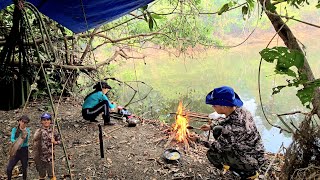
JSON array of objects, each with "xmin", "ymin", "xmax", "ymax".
[
  {"xmin": 259, "ymin": 0, "xmax": 320, "ymax": 179},
  {"xmin": 259, "ymin": 0, "xmax": 320, "ymax": 118}
]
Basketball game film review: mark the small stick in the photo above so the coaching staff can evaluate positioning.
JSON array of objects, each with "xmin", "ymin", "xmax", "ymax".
[
  {"xmin": 170, "ymin": 113, "xmax": 210, "ymax": 120},
  {"xmin": 264, "ymin": 144, "xmax": 283, "ymax": 177},
  {"xmin": 188, "ymin": 118, "xmax": 211, "ymax": 123},
  {"xmin": 105, "ymin": 126, "xmax": 124, "ymax": 134},
  {"xmin": 187, "ymin": 114, "xmax": 210, "ymax": 119},
  {"xmin": 186, "ymin": 126, "xmax": 201, "ymax": 130},
  {"xmin": 153, "ymin": 136, "xmax": 169, "ymax": 143},
  {"xmin": 165, "ymin": 132, "xmax": 176, "ymax": 148},
  {"xmin": 185, "ymin": 112, "xmax": 209, "ymax": 116}
]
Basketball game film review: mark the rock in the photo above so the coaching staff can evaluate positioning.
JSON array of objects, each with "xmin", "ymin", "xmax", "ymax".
[
  {"xmin": 143, "ymin": 168, "xmax": 148, "ymax": 173},
  {"xmin": 173, "ymin": 172, "xmax": 185, "ymax": 178},
  {"xmin": 106, "ymin": 158, "xmax": 112, "ymax": 164},
  {"xmin": 259, "ymin": 175, "xmax": 265, "ymax": 179}
]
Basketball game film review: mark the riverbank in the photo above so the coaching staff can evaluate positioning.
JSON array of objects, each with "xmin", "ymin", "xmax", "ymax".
[{"xmin": 0, "ymin": 98, "xmax": 283, "ymax": 179}]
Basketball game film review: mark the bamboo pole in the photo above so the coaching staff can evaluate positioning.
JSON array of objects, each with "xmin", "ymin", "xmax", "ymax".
[{"xmin": 23, "ymin": 4, "xmax": 73, "ymax": 179}]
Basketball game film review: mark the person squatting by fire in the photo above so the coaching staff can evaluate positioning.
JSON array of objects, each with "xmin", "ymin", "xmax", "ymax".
[{"xmin": 200, "ymin": 86, "xmax": 265, "ymax": 179}]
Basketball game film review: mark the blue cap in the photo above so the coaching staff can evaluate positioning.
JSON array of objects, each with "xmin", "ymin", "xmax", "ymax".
[
  {"xmin": 205, "ymin": 86, "xmax": 243, "ymax": 107},
  {"xmin": 41, "ymin": 113, "xmax": 52, "ymax": 120}
]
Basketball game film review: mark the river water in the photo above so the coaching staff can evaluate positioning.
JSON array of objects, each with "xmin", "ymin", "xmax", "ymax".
[{"xmin": 112, "ymin": 31, "xmax": 319, "ymax": 153}]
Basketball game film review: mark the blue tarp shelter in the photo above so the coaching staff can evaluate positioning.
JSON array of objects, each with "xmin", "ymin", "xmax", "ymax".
[{"xmin": 0, "ymin": 0, "xmax": 154, "ymax": 33}]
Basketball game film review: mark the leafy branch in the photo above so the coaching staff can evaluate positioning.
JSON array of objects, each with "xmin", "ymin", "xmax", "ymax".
[{"xmin": 260, "ymin": 46, "xmax": 320, "ymax": 108}]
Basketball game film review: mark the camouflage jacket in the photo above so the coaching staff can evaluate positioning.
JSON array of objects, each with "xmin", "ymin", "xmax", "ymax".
[
  {"xmin": 210, "ymin": 107, "xmax": 265, "ymax": 167},
  {"xmin": 33, "ymin": 127, "xmax": 61, "ymax": 163}
]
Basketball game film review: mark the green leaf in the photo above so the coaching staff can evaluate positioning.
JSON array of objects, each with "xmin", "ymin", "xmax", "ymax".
[
  {"xmin": 218, "ymin": 3, "xmax": 230, "ymax": 15},
  {"xmin": 143, "ymin": 13, "xmax": 148, "ymax": 22},
  {"xmin": 272, "ymin": 85, "xmax": 286, "ymax": 95},
  {"xmin": 296, "ymin": 86, "xmax": 314, "ymax": 107},
  {"xmin": 260, "ymin": 47, "xmax": 304, "ymax": 69},
  {"xmin": 260, "ymin": 47, "xmax": 283, "ymax": 63},
  {"xmin": 242, "ymin": 6, "xmax": 249, "ymax": 17},
  {"xmin": 308, "ymin": 79, "xmax": 320, "ymax": 87},
  {"xmin": 295, "ymin": 79, "xmax": 320, "ymax": 107},
  {"xmin": 246, "ymin": 0, "xmax": 255, "ymax": 9},
  {"xmin": 274, "ymin": 69, "xmax": 297, "ymax": 77},
  {"xmin": 148, "ymin": 18, "xmax": 154, "ymax": 31},
  {"xmin": 194, "ymin": 0, "xmax": 201, "ymax": 5},
  {"xmin": 151, "ymin": 14, "xmax": 163, "ymax": 19},
  {"xmin": 316, "ymin": 3, "xmax": 320, "ymax": 8},
  {"xmin": 147, "ymin": 11, "xmax": 154, "ymax": 31},
  {"xmin": 288, "ymin": 0, "xmax": 309, "ymax": 7},
  {"xmin": 273, "ymin": 0, "xmax": 286, "ymax": 3},
  {"xmin": 266, "ymin": 3, "xmax": 276, "ymax": 12},
  {"xmin": 277, "ymin": 51, "xmax": 304, "ymax": 69},
  {"xmin": 141, "ymin": 5, "xmax": 148, "ymax": 11}
]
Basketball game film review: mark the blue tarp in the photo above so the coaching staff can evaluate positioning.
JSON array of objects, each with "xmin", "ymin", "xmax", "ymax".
[{"xmin": 0, "ymin": 0, "xmax": 154, "ymax": 33}]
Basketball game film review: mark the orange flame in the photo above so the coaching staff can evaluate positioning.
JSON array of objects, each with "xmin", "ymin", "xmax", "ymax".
[{"xmin": 173, "ymin": 101, "xmax": 189, "ymax": 142}]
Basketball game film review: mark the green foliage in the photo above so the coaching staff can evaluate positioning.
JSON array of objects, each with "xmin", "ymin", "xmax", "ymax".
[
  {"xmin": 140, "ymin": 5, "xmax": 158, "ymax": 31},
  {"xmin": 242, "ymin": 6, "xmax": 249, "ymax": 19},
  {"xmin": 260, "ymin": 46, "xmax": 304, "ymax": 77},
  {"xmin": 218, "ymin": 0, "xmax": 255, "ymax": 19},
  {"xmin": 287, "ymin": 0, "xmax": 310, "ymax": 8},
  {"xmin": 296, "ymin": 86, "xmax": 314, "ymax": 108},
  {"xmin": 218, "ymin": 3, "xmax": 231, "ymax": 15},
  {"xmin": 246, "ymin": 0, "xmax": 255, "ymax": 9},
  {"xmin": 260, "ymin": 46, "xmax": 320, "ymax": 108},
  {"xmin": 266, "ymin": 3, "xmax": 277, "ymax": 12}
]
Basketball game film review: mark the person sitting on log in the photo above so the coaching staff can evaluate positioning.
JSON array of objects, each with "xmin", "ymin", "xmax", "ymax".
[
  {"xmin": 200, "ymin": 86, "xmax": 265, "ymax": 180},
  {"xmin": 6, "ymin": 115, "xmax": 30, "ymax": 180},
  {"xmin": 82, "ymin": 81, "xmax": 116, "ymax": 126},
  {"xmin": 33, "ymin": 113, "xmax": 61, "ymax": 180}
]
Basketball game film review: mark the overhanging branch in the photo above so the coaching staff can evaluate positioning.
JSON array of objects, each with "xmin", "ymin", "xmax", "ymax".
[{"xmin": 9, "ymin": 51, "xmax": 120, "ymax": 71}]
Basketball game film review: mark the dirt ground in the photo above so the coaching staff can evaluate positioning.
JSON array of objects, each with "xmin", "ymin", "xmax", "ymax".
[{"xmin": 0, "ymin": 98, "xmax": 281, "ymax": 180}]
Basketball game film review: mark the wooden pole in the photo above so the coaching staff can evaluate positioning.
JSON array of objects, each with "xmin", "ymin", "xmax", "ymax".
[{"xmin": 98, "ymin": 124, "xmax": 104, "ymax": 158}]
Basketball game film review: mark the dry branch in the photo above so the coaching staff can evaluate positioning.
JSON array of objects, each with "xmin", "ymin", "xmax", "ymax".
[
  {"xmin": 104, "ymin": 125, "xmax": 124, "ymax": 135},
  {"xmin": 277, "ymin": 111, "xmax": 308, "ymax": 117},
  {"xmin": 264, "ymin": 144, "xmax": 283, "ymax": 177},
  {"xmin": 170, "ymin": 112, "xmax": 209, "ymax": 120},
  {"xmin": 9, "ymin": 51, "xmax": 120, "ymax": 71},
  {"xmin": 165, "ymin": 132, "xmax": 176, "ymax": 148}
]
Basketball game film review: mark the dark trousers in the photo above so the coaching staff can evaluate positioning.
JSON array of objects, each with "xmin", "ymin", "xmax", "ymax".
[
  {"xmin": 7, "ymin": 147, "xmax": 28, "ymax": 180},
  {"xmin": 207, "ymin": 147, "xmax": 257, "ymax": 179},
  {"xmin": 82, "ymin": 100, "xmax": 111, "ymax": 124},
  {"xmin": 208, "ymin": 126, "xmax": 257, "ymax": 179},
  {"xmin": 35, "ymin": 160, "xmax": 53, "ymax": 178}
]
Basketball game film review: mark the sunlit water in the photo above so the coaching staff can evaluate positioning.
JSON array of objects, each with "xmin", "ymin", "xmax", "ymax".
[
  {"xmin": 242, "ymin": 98, "xmax": 292, "ymax": 152},
  {"xmin": 109, "ymin": 31, "xmax": 319, "ymax": 153}
]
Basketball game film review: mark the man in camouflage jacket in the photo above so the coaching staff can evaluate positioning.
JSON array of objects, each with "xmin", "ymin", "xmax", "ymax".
[{"xmin": 201, "ymin": 86, "xmax": 265, "ymax": 179}]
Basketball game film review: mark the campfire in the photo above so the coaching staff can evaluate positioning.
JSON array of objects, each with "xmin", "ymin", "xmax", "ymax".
[
  {"xmin": 160, "ymin": 101, "xmax": 211, "ymax": 151},
  {"xmin": 173, "ymin": 101, "xmax": 190, "ymax": 143},
  {"xmin": 164, "ymin": 101, "xmax": 198, "ymax": 150}
]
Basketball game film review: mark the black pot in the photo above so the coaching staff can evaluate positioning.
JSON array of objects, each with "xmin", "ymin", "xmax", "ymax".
[{"xmin": 163, "ymin": 149, "xmax": 181, "ymax": 163}]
